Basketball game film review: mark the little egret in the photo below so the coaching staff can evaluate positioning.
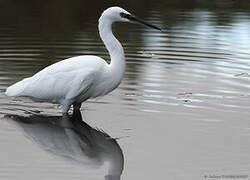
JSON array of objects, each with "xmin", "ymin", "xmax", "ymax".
[{"xmin": 5, "ymin": 7, "xmax": 161, "ymax": 113}]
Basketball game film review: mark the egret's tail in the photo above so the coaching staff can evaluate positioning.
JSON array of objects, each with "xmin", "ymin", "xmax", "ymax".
[{"xmin": 5, "ymin": 78, "xmax": 31, "ymax": 97}]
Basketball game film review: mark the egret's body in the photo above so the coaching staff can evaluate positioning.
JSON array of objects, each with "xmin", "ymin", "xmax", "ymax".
[{"xmin": 5, "ymin": 7, "xmax": 160, "ymax": 113}]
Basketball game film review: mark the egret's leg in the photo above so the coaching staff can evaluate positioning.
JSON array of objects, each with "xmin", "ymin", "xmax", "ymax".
[
  {"xmin": 62, "ymin": 104, "xmax": 71, "ymax": 114},
  {"xmin": 73, "ymin": 103, "xmax": 82, "ymax": 111},
  {"xmin": 61, "ymin": 100, "xmax": 73, "ymax": 114}
]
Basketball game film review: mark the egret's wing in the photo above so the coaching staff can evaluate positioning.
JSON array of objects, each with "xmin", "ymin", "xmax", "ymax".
[
  {"xmin": 25, "ymin": 68, "xmax": 96, "ymax": 102},
  {"xmin": 6, "ymin": 55, "xmax": 106, "ymax": 102},
  {"xmin": 65, "ymin": 71, "xmax": 94, "ymax": 100}
]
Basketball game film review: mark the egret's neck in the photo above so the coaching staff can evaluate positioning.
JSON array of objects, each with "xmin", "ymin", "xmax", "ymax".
[{"xmin": 98, "ymin": 17, "xmax": 125, "ymax": 79}]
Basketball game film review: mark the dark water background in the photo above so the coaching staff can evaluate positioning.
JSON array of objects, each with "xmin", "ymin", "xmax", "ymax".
[{"xmin": 0, "ymin": 0, "xmax": 250, "ymax": 180}]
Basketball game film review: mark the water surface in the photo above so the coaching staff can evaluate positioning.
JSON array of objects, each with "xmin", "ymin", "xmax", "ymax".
[{"xmin": 0, "ymin": 1, "xmax": 250, "ymax": 180}]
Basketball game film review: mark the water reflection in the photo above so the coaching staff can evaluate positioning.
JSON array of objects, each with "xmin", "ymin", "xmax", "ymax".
[{"xmin": 4, "ymin": 110, "xmax": 124, "ymax": 180}]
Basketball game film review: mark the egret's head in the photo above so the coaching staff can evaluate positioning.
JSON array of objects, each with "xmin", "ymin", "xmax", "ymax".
[
  {"xmin": 100, "ymin": 7, "xmax": 131, "ymax": 22},
  {"xmin": 100, "ymin": 7, "xmax": 161, "ymax": 31}
]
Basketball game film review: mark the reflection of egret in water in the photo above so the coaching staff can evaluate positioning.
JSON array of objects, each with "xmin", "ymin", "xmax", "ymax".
[{"xmin": 4, "ymin": 110, "xmax": 124, "ymax": 180}]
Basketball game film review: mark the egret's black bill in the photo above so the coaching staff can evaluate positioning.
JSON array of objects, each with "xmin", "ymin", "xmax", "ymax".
[
  {"xmin": 129, "ymin": 15, "xmax": 161, "ymax": 31},
  {"xmin": 121, "ymin": 13, "xmax": 161, "ymax": 31}
]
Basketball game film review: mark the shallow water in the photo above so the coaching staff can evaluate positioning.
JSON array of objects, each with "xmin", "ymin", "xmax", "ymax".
[{"xmin": 0, "ymin": 1, "xmax": 250, "ymax": 180}]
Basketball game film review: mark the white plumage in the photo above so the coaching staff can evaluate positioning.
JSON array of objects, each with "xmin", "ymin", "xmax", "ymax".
[{"xmin": 5, "ymin": 6, "xmax": 160, "ymax": 113}]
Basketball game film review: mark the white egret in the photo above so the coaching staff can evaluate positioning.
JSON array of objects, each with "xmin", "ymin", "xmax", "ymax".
[{"xmin": 5, "ymin": 7, "xmax": 161, "ymax": 113}]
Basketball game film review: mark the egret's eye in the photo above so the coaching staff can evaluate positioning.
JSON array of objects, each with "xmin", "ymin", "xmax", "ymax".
[{"xmin": 120, "ymin": 12, "xmax": 130, "ymax": 19}]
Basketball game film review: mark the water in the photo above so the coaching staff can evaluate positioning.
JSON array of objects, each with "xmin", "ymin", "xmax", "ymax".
[{"xmin": 0, "ymin": 1, "xmax": 250, "ymax": 179}]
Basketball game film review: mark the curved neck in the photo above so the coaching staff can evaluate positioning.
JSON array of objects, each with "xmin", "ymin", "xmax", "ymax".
[{"xmin": 98, "ymin": 17, "xmax": 125, "ymax": 77}]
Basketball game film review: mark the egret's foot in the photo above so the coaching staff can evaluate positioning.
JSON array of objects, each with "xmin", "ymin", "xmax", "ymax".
[{"xmin": 62, "ymin": 112, "xmax": 69, "ymax": 116}]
